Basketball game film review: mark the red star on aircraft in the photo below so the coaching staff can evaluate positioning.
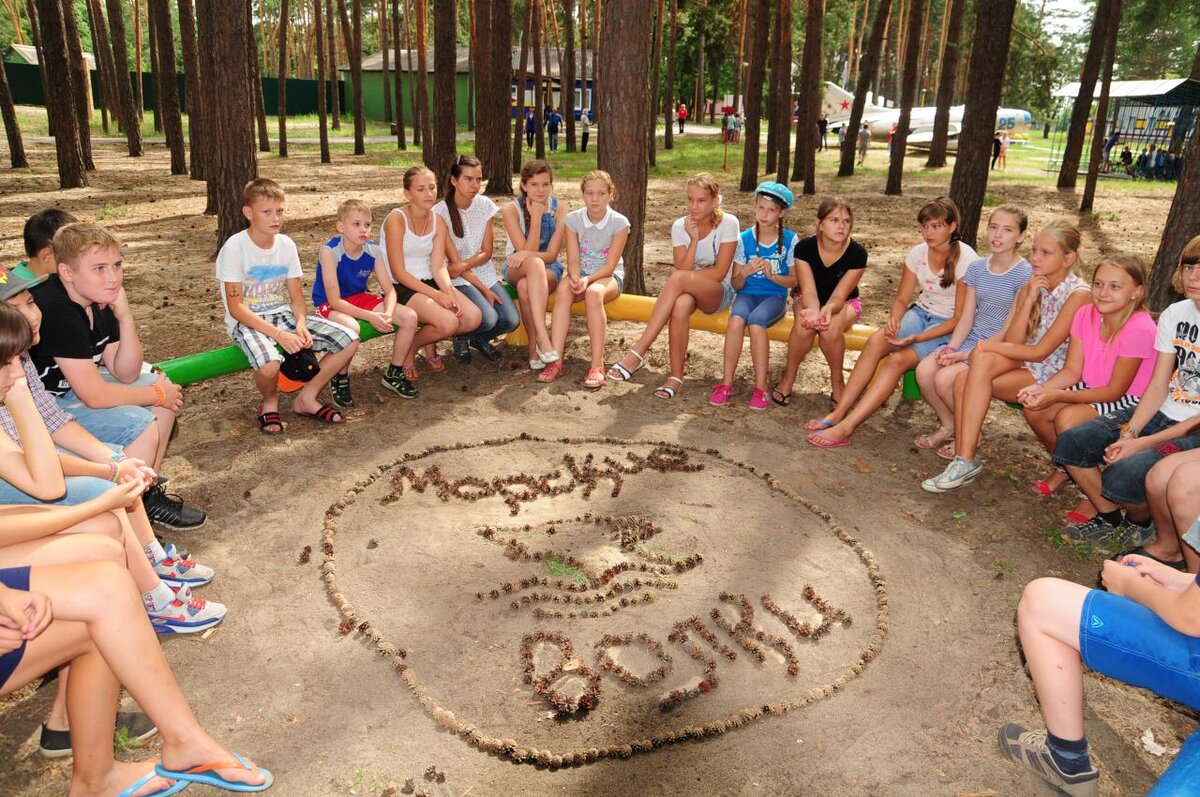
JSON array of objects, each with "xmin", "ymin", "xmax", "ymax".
[{"xmin": 840, "ymin": 100, "xmax": 850, "ymax": 110}]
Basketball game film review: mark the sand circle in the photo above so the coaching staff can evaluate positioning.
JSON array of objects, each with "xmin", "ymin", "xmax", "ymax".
[{"xmin": 320, "ymin": 435, "xmax": 888, "ymax": 766}]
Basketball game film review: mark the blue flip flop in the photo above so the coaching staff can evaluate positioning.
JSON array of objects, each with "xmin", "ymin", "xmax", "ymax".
[
  {"xmin": 156, "ymin": 752, "xmax": 273, "ymax": 792},
  {"xmin": 118, "ymin": 769, "xmax": 189, "ymax": 797}
]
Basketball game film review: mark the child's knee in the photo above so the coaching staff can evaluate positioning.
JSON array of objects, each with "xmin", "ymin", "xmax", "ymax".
[
  {"xmin": 257, "ymin": 360, "xmax": 281, "ymax": 378},
  {"xmin": 584, "ymin": 285, "xmax": 606, "ymax": 307}
]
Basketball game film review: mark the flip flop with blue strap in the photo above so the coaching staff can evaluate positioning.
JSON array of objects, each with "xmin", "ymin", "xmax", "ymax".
[
  {"xmin": 156, "ymin": 752, "xmax": 273, "ymax": 792},
  {"xmin": 118, "ymin": 769, "xmax": 189, "ymax": 797}
]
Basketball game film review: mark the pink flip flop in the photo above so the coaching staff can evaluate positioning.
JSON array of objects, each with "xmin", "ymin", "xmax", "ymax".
[{"xmin": 806, "ymin": 431, "xmax": 851, "ymax": 449}]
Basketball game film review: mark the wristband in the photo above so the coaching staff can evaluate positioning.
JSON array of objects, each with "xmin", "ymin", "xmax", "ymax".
[
  {"xmin": 108, "ymin": 462, "xmax": 119, "ymax": 483},
  {"xmin": 152, "ymin": 382, "xmax": 167, "ymax": 407},
  {"xmin": 111, "ymin": 453, "xmax": 129, "ymax": 462}
]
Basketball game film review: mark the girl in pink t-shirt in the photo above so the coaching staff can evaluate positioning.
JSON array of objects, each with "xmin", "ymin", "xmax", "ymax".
[{"xmin": 1016, "ymin": 255, "xmax": 1155, "ymax": 498}]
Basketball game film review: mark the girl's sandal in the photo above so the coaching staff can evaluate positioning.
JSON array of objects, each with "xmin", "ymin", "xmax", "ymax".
[
  {"xmin": 654, "ymin": 376, "xmax": 683, "ymax": 399},
  {"xmin": 417, "ymin": 353, "xmax": 446, "ymax": 373},
  {"xmin": 583, "ymin": 367, "xmax": 607, "ymax": 388},
  {"xmin": 402, "ymin": 363, "xmax": 420, "ymax": 382},
  {"xmin": 914, "ymin": 427, "xmax": 953, "ymax": 450},
  {"xmin": 770, "ymin": 385, "xmax": 793, "ymax": 407},
  {"xmin": 295, "ymin": 404, "xmax": 345, "ymax": 424},
  {"xmin": 606, "ymin": 349, "xmax": 645, "ymax": 381},
  {"xmin": 936, "ymin": 441, "xmax": 956, "ymax": 461}
]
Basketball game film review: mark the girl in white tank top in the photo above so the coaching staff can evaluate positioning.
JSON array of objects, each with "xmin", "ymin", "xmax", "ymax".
[{"xmin": 380, "ymin": 166, "xmax": 482, "ymax": 379}]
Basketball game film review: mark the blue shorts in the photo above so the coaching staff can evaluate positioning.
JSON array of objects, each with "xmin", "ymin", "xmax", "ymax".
[
  {"xmin": 730, "ymin": 292, "xmax": 787, "ymax": 327},
  {"xmin": 703, "ymin": 282, "xmax": 736, "ymax": 316},
  {"xmin": 502, "ymin": 260, "xmax": 565, "ymax": 284},
  {"xmin": 0, "ymin": 566, "xmax": 31, "ymax": 692},
  {"xmin": 0, "ymin": 475, "xmax": 114, "ymax": 506},
  {"xmin": 1079, "ymin": 589, "xmax": 1200, "ymax": 712},
  {"xmin": 898, "ymin": 305, "xmax": 952, "ymax": 359},
  {"xmin": 55, "ymin": 370, "xmax": 157, "ymax": 448}
]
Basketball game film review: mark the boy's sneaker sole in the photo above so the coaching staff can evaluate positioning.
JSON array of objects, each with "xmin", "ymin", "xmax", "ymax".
[
  {"xmin": 381, "ymin": 375, "xmax": 418, "ymax": 399},
  {"xmin": 997, "ymin": 724, "xmax": 1099, "ymax": 797}
]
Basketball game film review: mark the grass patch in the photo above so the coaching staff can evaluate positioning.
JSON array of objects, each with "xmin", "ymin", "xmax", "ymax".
[
  {"xmin": 546, "ymin": 554, "xmax": 588, "ymax": 585},
  {"xmin": 95, "ymin": 204, "xmax": 129, "ymax": 221},
  {"xmin": 113, "ymin": 725, "xmax": 146, "ymax": 753},
  {"xmin": 636, "ymin": 544, "xmax": 685, "ymax": 563},
  {"xmin": 1039, "ymin": 523, "xmax": 1099, "ymax": 560}
]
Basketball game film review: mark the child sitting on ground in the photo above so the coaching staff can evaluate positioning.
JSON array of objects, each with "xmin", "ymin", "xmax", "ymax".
[
  {"xmin": 541, "ymin": 170, "xmax": 630, "ymax": 387},
  {"xmin": 217, "ymin": 178, "xmax": 361, "ymax": 433},
  {"xmin": 21, "ymin": 208, "xmax": 78, "ymax": 278},
  {"xmin": 709, "ymin": 182, "xmax": 799, "ymax": 410},
  {"xmin": 314, "ymin": 199, "xmax": 420, "ymax": 404}
]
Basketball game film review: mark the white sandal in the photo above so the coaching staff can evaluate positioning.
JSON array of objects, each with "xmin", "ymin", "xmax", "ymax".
[
  {"xmin": 654, "ymin": 376, "xmax": 683, "ymax": 399},
  {"xmin": 606, "ymin": 349, "xmax": 645, "ymax": 381},
  {"xmin": 528, "ymin": 356, "xmax": 547, "ymax": 371}
]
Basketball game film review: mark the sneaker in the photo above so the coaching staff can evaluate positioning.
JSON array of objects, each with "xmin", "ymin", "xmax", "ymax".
[
  {"xmin": 709, "ymin": 384, "xmax": 734, "ymax": 406},
  {"xmin": 748, "ymin": 388, "xmax": 770, "ymax": 411},
  {"xmin": 470, "ymin": 338, "xmax": 503, "ymax": 362},
  {"xmin": 997, "ymin": 724, "xmax": 1099, "ymax": 797},
  {"xmin": 381, "ymin": 366, "xmax": 419, "ymax": 399},
  {"xmin": 39, "ymin": 711, "xmax": 158, "ymax": 758},
  {"xmin": 154, "ymin": 544, "xmax": 214, "ymax": 587},
  {"xmin": 142, "ymin": 485, "xmax": 207, "ymax": 531},
  {"xmin": 149, "ymin": 589, "xmax": 227, "ymax": 635},
  {"xmin": 329, "ymin": 373, "xmax": 355, "ymax": 408},
  {"xmin": 1065, "ymin": 516, "xmax": 1154, "ymax": 553},
  {"xmin": 453, "ymin": 338, "xmax": 472, "ymax": 364},
  {"xmin": 921, "ymin": 456, "xmax": 983, "ymax": 493}
]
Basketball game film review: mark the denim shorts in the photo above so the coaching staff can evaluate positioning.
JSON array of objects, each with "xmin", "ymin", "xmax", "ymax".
[
  {"xmin": 1079, "ymin": 588, "xmax": 1200, "ymax": 713},
  {"xmin": 0, "ymin": 566, "xmax": 31, "ymax": 692},
  {"xmin": 1054, "ymin": 407, "xmax": 1200, "ymax": 505},
  {"xmin": 702, "ymin": 282, "xmax": 736, "ymax": 315},
  {"xmin": 730, "ymin": 292, "xmax": 787, "ymax": 327},
  {"xmin": 898, "ymin": 305, "xmax": 952, "ymax": 359},
  {"xmin": 0, "ymin": 474, "xmax": 115, "ymax": 506},
  {"xmin": 501, "ymin": 260, "xmax": 565, "ymax": 284},
  {"xmin": 55, "ymin": 370, "xmax": 157, "ymax": 448}
]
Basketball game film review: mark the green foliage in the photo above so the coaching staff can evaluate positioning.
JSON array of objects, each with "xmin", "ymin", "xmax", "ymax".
[{"xmin": 1003, "ymin": 2, "xmax": 1065, "ymax": 123}]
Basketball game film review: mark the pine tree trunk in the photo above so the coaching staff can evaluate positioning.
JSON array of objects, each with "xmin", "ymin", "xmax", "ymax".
[
  {"xmin": 598, "ymin": 0, "xmax": 651, "ymax": 295},
  {"xmin": 431, "ymin": 0, "xmax": 456, "ymax": 181},
  {"xmin": 646, "ymin": 0, "xmax": 662, "ymax": 164},
  {"xmin": 315, "ymin": 0, "xmax": 331, "ymax": 162},
  {"xmin": 1080, "ymin": 0, "xmax": 1120, "ymax": 214},
  {"xmin": 764, "ymin": 5, "xmax": 779, "ymax": 176},
  {"xmin": 476, "ymin": 0, "xmax": 512, "ymax": 193},
  {"xmin": 413, "ymin": 0, "xmax": 431, "ymax": 160},
  {"xmin": 147, "ymin": 3, "xmax": 161, "ymax": 132},
  {"xmin": 663, "ymin": 0, "xmax": 675, "ymax": 149},
  {"xmin": 104, "ymin": 0, "xmax": 141, "ymax": 155},
  {"xmin": 61, "ymin": 0, "xmax": 94, "ymax": 169},
  {"xmin": 84, "ymin": 0, "xmax": 110, "ymax": 134},
  {"xmin": 590, "ymin": 0, "xmax": 600, "ymax": 113},
  {"xmin": 133, "ymin": 0, "xmax": 144, "ymax": 120},
  {"xmin": 694, "ymin": 28, "xmax": 704, "ymax": 121},
  {"xmin": 837, "ymin": 0, "xmax": 892, "ymax": 177},
  {"xmin": 885, "ymin": 0, "xmax": 925, "ymax": 195},
  {"xmin": 149, "ymin": 0, "xmax": 186, "ymax": 174},
  {"xmin": 738, "ymin": 0, "xmax": 769, "ymax": 191},
  {"xmin": 202, "ymin": 0, "xmax": 257, "ymax": 248},
  {"xmin": 563, "ymin": 0, "xmax": 577, "ymax": 151},
  {"xmin": 176, "ymin": 0, "xmax": 207, "ymax": 177},
  {"xmin": 327, "ymin": 0, "xmax": 341, "ymax": 129},
  {"xmin": 947, "ymin": 0, "xmax": 1016, "ymax": 248},
  {"xmin": 1057, "ymin": 0, "xmax": 1117, "ymax": 189},
  {"xmin": 512, "ymin": 0, "xmax": 532, "ymax": 172},
  {"xmin": 791, "ymin": 0, "xmax": 820, "ymax": 191},
  {"xmin": 380, "ymin": 0, "xmax": 393, "ymax": 123},
  {"xmin": 466, "ymin": 0, "xmax": 475, "ymax": 131},
  {"xmin": 773, "ymin": 0, "xmax": 791, "ymax": 184},
  {"xmin": 25, "ymin": 0, "xmax": 53, "ymax": 137},
  {"xmin": 532, "ymin": 0, "xmax": 545, "ymax": 159},
  {"xmin": 36, "ymin": 0, "xmax": 87, "ymax": 187},
  {"xmin": 925, "ymin": 0, "xmax": 963, "ymax": 168},
  {"xmin": 392, "ymin": 0, "xmax": 406, "ymax": 148},
  {"xmin": 404, "ymin": 0, "xmax": 420, "ymax": 145},
  {"xmin": 336, "ymin": 0, "xmax": 366, "ymax": 154},
  {"xmin": 247, "ymin": 1, "xmax": 271, "ymax": 152},
  {"xmin": 196, "ymin": 0, "xmax": 219, "ymax": 212},
  {"xmin": 277, "ymin": 0, "xmax": 290, "ymax": 157},
  {"xmin": 1148, "ymin": 119, "xmax": 1200, "ymax": 309},
  {"xmin": 732, "ymin": 0, "xmax": 745, "ymax": 116},
  {"xmin": 0, "ymin": 48, "xmax": 28, "ymax": 168}
]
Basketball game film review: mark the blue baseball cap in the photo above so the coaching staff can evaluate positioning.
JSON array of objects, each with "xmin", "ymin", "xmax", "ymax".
[{"xmin": 754, "ymin": 181, "xmax": 794, "ymax": 210}]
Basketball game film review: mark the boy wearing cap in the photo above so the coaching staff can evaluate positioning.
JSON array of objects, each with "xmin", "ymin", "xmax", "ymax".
[
  {"xmin": 217, "ymin": 177, "xmax": 360, "ymax": 433},
  {"xmin": 26, "ymin": 224, "xmax": 205, "ymax": 530}
]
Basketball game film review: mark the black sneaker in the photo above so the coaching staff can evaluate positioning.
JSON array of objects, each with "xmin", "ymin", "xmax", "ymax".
[
  {"xmin": 142, "ymin": 485, "xmax": 207, "ymax": 530},
  {"xmin": 470, "ymin": 338, "xmax": 503, "ymax": 362},
  {"xmin": 39, "ymin": 712, "xmax": 158, "ymax": 758},
  {"xmin": 382, "ymin": 366, "xmax": 419, "ymax": 399},
  {"xmin": 453, "ymin": 338, "xmax": 472, "ymax": 364},
  {"xmin": 330, "ymin": 373, "xmax": 355, "ymax": 408}
]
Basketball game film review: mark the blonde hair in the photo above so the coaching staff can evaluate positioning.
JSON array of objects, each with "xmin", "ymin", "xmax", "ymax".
[
  {"xmin": 338, "ymin": 199, "xmax": 372, "ymax": 221},
  {"xmin": 581, "ymin": 169, "xmax": 616, "ymax": 198},
  {"xmin": 1091, "ymin": 254, "xmax": 1147, "ymax": 344},
  {"xmin": 917, "ymin": 197, "xmax": 962, "ymax": 288},
  {"xmin": 52, "ymin": 222, "xmax": 121, "ymax": 270},
  {"xmin": 243, "ymin": 177, "xmax": 286, "ymax": 207},
  {"xmin": 402, "ymin": 165, "xmax": 435, "ymax": 190},
  {"xmin": 1173, "ymin": 235, "xmax": 1200, "ymax": 294},
  {"xmin": 1026, "ymin": 219, "xmax": 1083, "ymax": 342},
  {"xmin": 686, "ymin": 172, "xmax": 724, "ymax": 226}
]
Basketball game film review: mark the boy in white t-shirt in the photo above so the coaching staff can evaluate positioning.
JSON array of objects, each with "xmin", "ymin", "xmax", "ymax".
[{"xmin": 216, "ymin": 178, "xmax": 360, "ymax": 434}]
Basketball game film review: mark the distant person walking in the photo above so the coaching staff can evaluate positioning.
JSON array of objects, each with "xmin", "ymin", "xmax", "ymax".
[
  {"xmin": 546, "ymin": 107, "xmax": 563, "ymax": 152},
  {"xmin": 581, "ymin": 109, "xmax": 592, "ymax": 153},
  {"xmin": 991, "ymin": 132, "xmax": 1002, "ymax": 170},
  {"xmin": 856, "ymin": 123, "xmax": 870, "ymax": 165},
  {"xmin": 732, "ymin": 113, "xmax": 742, "ymax": 143},
  {"xmin": 677, "ymin": 103, "xmax": 688, "ymax": 134},
  {"xmin": 818, "ymin": 112, "xmax": 829, "ymax": 151},
  {"xmin": 998, "ymin": 131, "xmax": 1010, "ymax": 170},
  {"xmin": 525, "ymin": 110, "xmax": 536, "ymax": 149}
]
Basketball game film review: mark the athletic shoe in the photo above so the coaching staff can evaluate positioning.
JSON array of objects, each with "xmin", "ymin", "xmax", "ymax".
[
  {"xmin": 470, "ymin": 338, "xmax": 503, "ymax": 362},
  {"xmin": 921, "ymin": 456, "xmax": 983, "ymax": 493},
  {"xmin": 142, "ymin": 485, "xmax": 207, "ymax": 531},
  {"xmin": 748, "ymin": 388, "xmax": 770, "ymax": 411},
  {"xmin": 329, "ymin": 373, "xmax": 355, "ymax": 408},
  {"xmin": 997, "ymin": 724, "xmax": 1099, "ymax": 797},
  {"xmin": 154, "ymin": 544, "xmax": 214, "ymax": 587},
  {"xmin": 453, "ymin": 339, "xmax": 472, "ymax": 364},
  {"xmin": 381, "ymin": 366, "xmax": 418, "ymax": 399},
  {"xmin": 708, "ymin": 384, "xmax": 734, "ymax": 406},
  {"xmin": 149, "ymin": 588, "xmax": 227, "ymax": 635},
  {"xmin": 39, "ymin": 712, "xmax": 158, "ymax": 759},
  {"xmin": 1065, "ymin": 516, "xmax": 1154, "ymax": 553}
]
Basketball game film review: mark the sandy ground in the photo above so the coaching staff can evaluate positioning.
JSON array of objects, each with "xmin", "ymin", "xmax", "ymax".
[{"xmin": 0, "ymin": 138, "xmax": 1195, "ymax": 796}]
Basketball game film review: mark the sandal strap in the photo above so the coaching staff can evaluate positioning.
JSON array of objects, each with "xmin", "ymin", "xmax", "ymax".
[
  {"xmin": 314, "ymin": 405, "xmax": 342, "ymax": 422},
  {"xmin": 257, "ymin": 411, "xmax": 283, "ymax": 427}
]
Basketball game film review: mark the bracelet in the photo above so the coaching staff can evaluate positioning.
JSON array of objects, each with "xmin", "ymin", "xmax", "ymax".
[
  {"xmin": 152, "ymin": 382, "xmax": 167, "ymax": 407},
  {"xmin": 111, "ymin": 452, "xmax": 128, "ymax": 462},
  {"xmin": 108, "ymin": 462, "xmax": 119, "ymax": 483}
]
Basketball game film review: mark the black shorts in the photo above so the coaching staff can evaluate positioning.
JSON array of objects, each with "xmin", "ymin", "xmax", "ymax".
[
  {"xmin": 395, "ymin": 277, "xmax": 441, "ymax": 305},
  {"xmin": 0, "ymin": 566, "xmax": 31, "ymax": 692}
]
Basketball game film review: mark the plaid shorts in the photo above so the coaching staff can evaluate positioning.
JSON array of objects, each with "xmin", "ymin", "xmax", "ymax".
[{"xmin": 230, "ymin": 309, "xmax": 358, "ymax": 371}]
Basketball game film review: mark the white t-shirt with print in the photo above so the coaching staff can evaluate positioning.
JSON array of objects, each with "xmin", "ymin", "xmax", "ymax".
[
  {"xmin": 434, "ymin": 195, "xmax": 501, "ymax": 288},
  {"xmin": 905, "ymin": 240, "xmax": 978, "ymax": 319},
  {"xmin": 670, "ymin": 213, "xmax": 740, "ymax": 285},
  {"xmin": 564, "ymin": 206, "xmax": 631, "ymax": 280},
  {"xmin": 215, "ymin": 230, "xmax": 303, "ymax": 333},
  {"xmin": 1155, "ymin": 299, "xmax": 1200, "ymax": 421}
]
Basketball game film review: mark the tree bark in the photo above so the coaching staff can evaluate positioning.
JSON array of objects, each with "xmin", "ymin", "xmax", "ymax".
[
  {"xmin": 948, "ymin": 0, "xmax": 1016, "ymax": 248},
  {"xmin": 564, "ymin": 0, "xmax": 577, "ymax": 151},
  {"xmin": 512, "ymin": 0, "xmax": 532, "ymax": 172},
  {"xmin": 738, "ymin": 0, "xmax": 769, "ymax": 191},
  {"xmin": 532, "ymin": 0, "xmax": 545, "ymax": 159},
  {"xmin": 694, "ymin": 27, "xmax": 704, "ymax": 121},
  {"xmin": 149, "ymin": 0, "xmax": 187, "ymax": 174},
  {"xmin": 590, "ymin": 0, "xmax": 600, "ymax": 113},
  {"xmin": 647, "ymin": 0, "xmax": 662, "ymax": 165},
  {"xmin": 176, "ymin": 0, "xmax": 207, "ymax": 177},
  {"xmin": 663, "ymin": 0, "xmax": 676, "ymax": 149},
  {"xmin": 35, "ymin": 0, "xmax": 87, "ymax": 187},
  {"xmin": 885, "ymin": 0, "xmax": 925, "ymax": 195},
  {"xmin": 104, "ymin": 0, "xmax": 141, "ymax": 154},
  {"xmin": 326, "ymin": 0, "xmax": 341, "ymax": 129},
  {"xmin": 598, "ymin": 0, "xmax": 652, "ymax": 295},
  {"xmin": 315, "ymin": 0, "xmax": 332, "ymax": 162},
  {"xmin": 764, "ymin": 3, "xmax": 779, "ymax": 176},
  {"xmin": 133, "ymin": 0, "xmax": 144, "ymax": 120},
  {"xmin": 413, "ymin": 0, "xmax": 431, "ymax": 160},
  {"xmin": 392, "ymin": 0, "xmax": 407, "ymax": 148},
  {"xmin": 791, "ymin": 0, "xmax": 820, "ymax": 192},
  {"xmin": 1057, "ymin": 0, "xmax": 1117, "ymax": 189},
  {"xmin": 925, "ymin": 0, "xmax": 963, "ymax": 168},
  {"xmin": 773, "ymin": 0, "xmax": 791, "ymax": 184},
  {"xmin": 0, "ymin": 45, "xmax": 28, "ymax": 168},
  {"xmin": 837, "ymin": 0, "xmax": 892, "ymax": 177},
  {"xmin": 732, "ymin": 0, "xmax": 745, "ymax": 118},
  {"xmin": 1148, "ymin": 115, "xmax": 1200, "ymax": 310},
  {"xmin": 147, "ymin": 0, "xmax": 161, "ymax": 132},
  {"xmin": 60, "ymin": 0, "xmax": 94, "ymax": 169},
  {"xmin": 336, "ymin": 0, "xmax": 366, "ymax": 154},
  {"xmin": 431, "ymin": 0, "xmax": 456, "ymax": 182},
  {"xmin": 246, "ymin": 1, "xmax": 271, "ymax": 152},
  {"xmin": 404, "ymin": 0, "xmax": 420, "ymax": 145},
  {"xmin": 477, "ymin": 0, "xmax": 512, "ymax": 193},
  {"xmin": 466, "ymin": 0, "xmax": 475, "ymax": 131},
  {"xmin": 1080, "ymin": 0, "xmax": 1120, "ymax": 214},
  {"xmin": 84, "ymin": 0, "xmax": 110, "ymax": 134},
  {"xmin": 196, "ymin": 0, "xmax": 219, "ymax": 212},
  {"xmin": 202, "ymin": 0, "xmax": 257, "ymax": 248},
  {"xmin": 277, "ymin": 0, "xmax": 290, "ymax": 157},
  {"xmin": 381, "ymin": 0, "xmax": 393, "ymax": 123}
]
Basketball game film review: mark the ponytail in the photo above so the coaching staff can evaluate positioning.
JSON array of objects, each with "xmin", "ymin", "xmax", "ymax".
[
  {"xmin": 916, "ymin": 196, "xmax": 963, "ymax": 289},
  {"xmin": 444, "ymin": 154, "xmax": 480, "ymax": 240}
]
